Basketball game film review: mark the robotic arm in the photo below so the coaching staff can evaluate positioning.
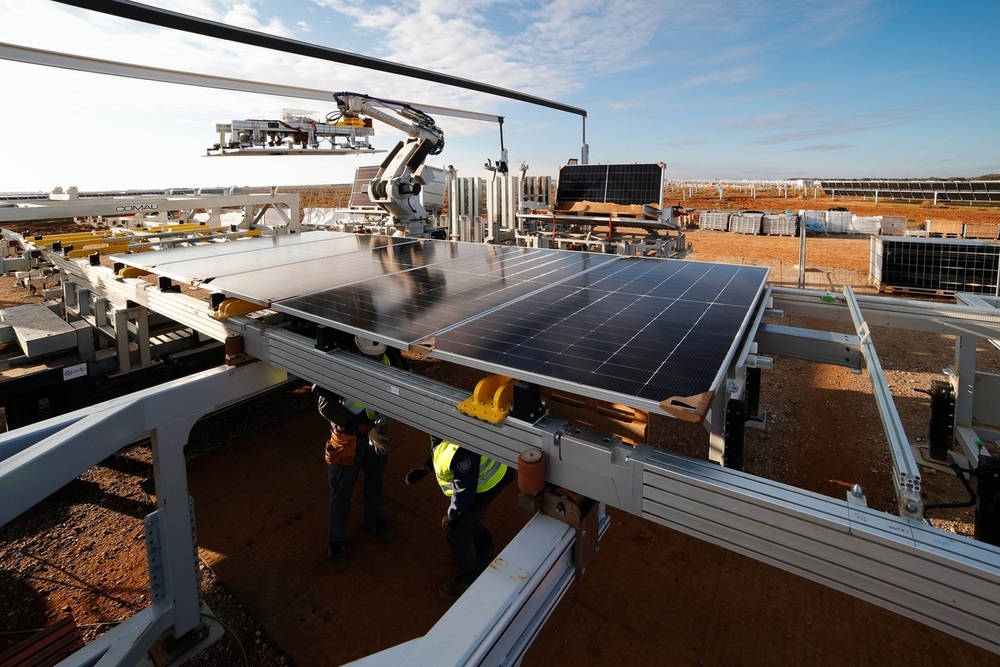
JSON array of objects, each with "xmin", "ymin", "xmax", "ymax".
[{"xmin": 332, "ymin": 92, "xmax": 445, "ymax": 235}]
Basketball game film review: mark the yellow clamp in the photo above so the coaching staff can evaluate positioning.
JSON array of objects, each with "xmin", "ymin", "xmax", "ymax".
[
  {"xmin": 209, "ymin": 298, "xmax": 262, "ymax": 319},
  {"xmin": 457, "ymin": 375, "xmax": 516, "ymax": 424},
  {"xmin": 117, "ymin": 267, "xmax": 150, "ymax": 279}
]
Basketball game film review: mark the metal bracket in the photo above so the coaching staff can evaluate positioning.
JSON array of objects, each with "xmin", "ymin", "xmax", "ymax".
[
  {"xmin": 457, "ymin": 374, "xmax": 515, "ymax": 423},
  {"xmin": 542, "ymin": 490, "xmax": 600, "ymax": 577}
]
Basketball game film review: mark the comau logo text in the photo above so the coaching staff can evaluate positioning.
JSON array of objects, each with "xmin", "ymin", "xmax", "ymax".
[{"xmin": 114, "ymin": 203, "xmax": 159, "ymax": 213}]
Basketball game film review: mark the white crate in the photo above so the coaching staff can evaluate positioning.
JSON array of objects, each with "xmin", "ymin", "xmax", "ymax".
[
  {"xmin": 826, "ymin": 209, "xmax": 852, "ymax": 233},
  {"xmin": 849, "ymin": 215, "xmax": 882, "ymax": 235},
  {"xmin": 880, "ymin": 216, "xmax": 907, "ymax": 235}
]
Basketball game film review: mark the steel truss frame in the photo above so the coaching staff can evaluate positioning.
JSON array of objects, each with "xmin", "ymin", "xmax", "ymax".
[{"xmin": 1, "ymin": 252, "xmax": 1000, "ymax": 662}]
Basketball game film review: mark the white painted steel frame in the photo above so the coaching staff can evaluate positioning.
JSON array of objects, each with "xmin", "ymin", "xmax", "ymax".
[
  {"xmin": 348, "ymin": 513, "xmax": 580, "ymax": 667},
  {"xmin": 0, "ymin": 363, "xmax": 288, "ymax": 666}
]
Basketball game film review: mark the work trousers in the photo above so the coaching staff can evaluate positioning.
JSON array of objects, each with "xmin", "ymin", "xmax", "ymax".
[
  {"xmin": 327, "ymin": 437, "xmax": 387, "ymax": 545},
  {"xmin": 446, "ymin": 470, "xmax": 514, "ymax": 582}
]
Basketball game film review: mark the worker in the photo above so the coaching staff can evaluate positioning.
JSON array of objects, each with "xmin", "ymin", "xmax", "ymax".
[
  {"xmin": 316, "ymin": 335, "xmax": 405, "ymax": 571},
  {"xmin": 419, "ymin": 436, "xmax": 514, "ymax": 601}
]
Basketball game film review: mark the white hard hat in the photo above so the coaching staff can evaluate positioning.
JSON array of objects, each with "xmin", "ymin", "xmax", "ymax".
[{"xmin": 354, "ymin": 336, "xmax": 387, "ymax": 357}]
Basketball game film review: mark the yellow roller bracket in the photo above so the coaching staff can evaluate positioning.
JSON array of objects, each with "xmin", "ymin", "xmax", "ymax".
[
  {"xmin": 457, "ymin": 374, "xmax": 516, "ymax": 424},
  {"xmin": 209, "ymin": 298, "xmax": 262, "ymax": 319},
  {"xmin": 117, "ymin": 267, "xmax": 150, "ymax": 279}
]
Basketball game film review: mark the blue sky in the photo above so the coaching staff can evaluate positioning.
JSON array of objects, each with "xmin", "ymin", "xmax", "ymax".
[{"xmin": 0, "ymin": 0, "xmax": 998, "ymax": 192}]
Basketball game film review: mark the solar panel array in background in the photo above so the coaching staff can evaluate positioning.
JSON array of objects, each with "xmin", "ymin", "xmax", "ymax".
[
  {"xmin": 348, "ymin": 165, "xmax": 381, "ymax": 208},
  {"xmin": 555, "ymin": 163, "xmax": 664, "ymax": 206}
]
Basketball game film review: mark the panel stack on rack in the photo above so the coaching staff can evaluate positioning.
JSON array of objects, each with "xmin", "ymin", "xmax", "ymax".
[
  {"xmin": 963, "ymin": 223, "xmax": 999, "ymax": 240},
  {"xmin": 728, "ymin": 211, "xmax": 762, "ymax": 235},
  {"xmin": 870, "ymin": 236, "xmax": 1000, "ymax": 295},
  {"xmin": 926, "ymin": 219, "xmax": 964, "ymax": 238},
  {"xmin": 761, "ymin": 213, "xmax": 797, "ymax": 236},
  {"xmin": 698, "ymin": 210, "xmax": 730, "ymax": 231},
  {"xmin": 826, "ymin": 209, "xmax": 851, "ymax": 233},
  {"xmin": 849, "ymin": 215, "xmax": 882, "ymax": 235},
  {"xmin": 880, "ymin": 216, "xmax": 908, "ymax": 236}
]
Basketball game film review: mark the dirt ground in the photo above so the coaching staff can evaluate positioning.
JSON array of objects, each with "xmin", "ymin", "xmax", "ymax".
[{"xmin": 1, "ymin": 188, "xmax": 999, "ymax": 666}]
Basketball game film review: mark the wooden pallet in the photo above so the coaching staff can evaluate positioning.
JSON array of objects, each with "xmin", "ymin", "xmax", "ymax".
[
  {"xmin": 0, "ymin": 617, "xmax": 83, "ymax": 667},
  {"xmin": 541, "ymin": 387, "xmax": 648, "ymax": 445}
]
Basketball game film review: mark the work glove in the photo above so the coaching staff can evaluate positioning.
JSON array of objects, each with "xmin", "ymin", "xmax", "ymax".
[
  {"xmin": 405, "ymin": 466, "xmax": 430, "ymax": 485},
  {"xmin": 441, "ymin": 514, "xmax": 454, "ymax": 532},
  {"xmin": 368, "ymin": 429, "xmax": 392, "ymax": 456}
]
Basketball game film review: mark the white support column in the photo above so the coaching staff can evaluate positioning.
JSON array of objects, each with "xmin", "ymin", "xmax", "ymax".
[{"xmin": 115, "ymin": 307, "xmax": 131, "ymax": 372}]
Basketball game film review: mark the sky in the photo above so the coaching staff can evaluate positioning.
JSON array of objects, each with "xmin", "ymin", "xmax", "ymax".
[{"xmin": 0, "ymin": 0, "xmax": 998, "ymax": 193}]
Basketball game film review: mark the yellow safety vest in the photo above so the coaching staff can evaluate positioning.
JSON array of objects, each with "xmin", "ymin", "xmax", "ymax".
[
  {"xmin": 343, "ymin": 353, "xmax": 392, "ymax": 419},
  {"xmin": 432, "ymin": 440, "xmax": 507, "ymax": 497}
]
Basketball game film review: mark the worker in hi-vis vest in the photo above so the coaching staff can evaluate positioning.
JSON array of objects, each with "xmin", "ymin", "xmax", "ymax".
[
  {"xmin": 314, "ymin": 335, "xmax": 406, "ymax": 572},
  {"xmin": 427, "ymin": 436, "xmax": 514, "ymax": 601}
]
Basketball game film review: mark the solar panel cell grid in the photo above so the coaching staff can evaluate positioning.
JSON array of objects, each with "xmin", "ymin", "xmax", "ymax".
[{"xmin": 113, "ymin": 231, "xmax": 767, "ymax": 417}]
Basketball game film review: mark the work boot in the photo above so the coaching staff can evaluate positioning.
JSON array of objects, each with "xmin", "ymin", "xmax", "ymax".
[
  {"xmin": 328, "ymin": 542, "xmax": 348, "ymax": 571},
  {"xmin": 364, "ymin": 517, "xmax": 396, "ymax": 542},
  {"xmin": 438, "ymin": 577, "xmax": 472, "ymax": 602}
]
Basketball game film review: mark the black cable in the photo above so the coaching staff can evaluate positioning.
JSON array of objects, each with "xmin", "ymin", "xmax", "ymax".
[
  {"xmin": 54, "ymin": 1, "xmax": 587, "ymax": 117},
  {"xmin": 923, "ymin": 462, "xmax": 978, "ymax": 518}
]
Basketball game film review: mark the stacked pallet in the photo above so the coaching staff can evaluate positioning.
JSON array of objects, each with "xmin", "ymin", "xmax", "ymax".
[
  {"xmin": 826, "ymin": 209, "xmax": 852, "ymax": 233},
  {"xmin": 799, "ymin": 210, "xmax": 827, "ymax": 233},
  {"xmin": 849, "ymin": 215, "xmax": 882, "ymax": 235},
  {"xmin": 698, "ymin": 210, "xmax": 730, "ymax": 231},
  {"xmin": 728, "ymin": 211, "xmax": 763, "ymax": 235},
  {"xmin": 926, "ymin": 219, "xmax": 964, "ymax": 237},
  {"xmin": 963, "ymin": 222, "xmax": 999, "ymax": 240},
  {"xmin": 762, "ymin": 213, "xmax": 797, "ymax": 236}
]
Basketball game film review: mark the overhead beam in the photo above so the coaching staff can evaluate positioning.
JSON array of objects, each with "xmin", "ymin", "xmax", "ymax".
[{"xmin": 50, "ymin": 0, "xmax": 587, "ymax": 119}]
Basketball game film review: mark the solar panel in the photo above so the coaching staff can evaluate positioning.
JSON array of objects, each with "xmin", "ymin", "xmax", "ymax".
[
  {"xmin": 556, "ymin": 163, "xmax": 664, "ymax": 206},
  {"xmin": 112, "ymin": 231, "xmax": 768, "ymax": 417},
  {"xmin": 348, "ymin": 165, "xmax": 381, "ymax": 208},
  {"xmin": 428, "ymin": 259, "xmax": 766, "ymax": 410}
]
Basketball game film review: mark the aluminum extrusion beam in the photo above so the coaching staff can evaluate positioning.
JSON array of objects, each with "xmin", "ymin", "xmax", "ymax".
[
  {"xmin": 844, "ymin": 285, "xmax": 922, "ymax": 519},
  {"xmin": 771, "ymin": 286, "xmax": 1000, "ymax": 339},
  {"xmin": 0, "ymin": 42, "xmax": 503, "ymax": 125},
  {"xmin": 0, "ymin": 191, "xmax": 299, "ymax": 224},
  {"xmin": 755, "ymin": 322, "xmax": 863, "ymax": 368},
  {"xmin": 635, "ymin": 445, "xmax": 1000, "ymax": 656},
  {"xmin": 351, "ymin": 513, "xmax": 578, "ymax": 666}
]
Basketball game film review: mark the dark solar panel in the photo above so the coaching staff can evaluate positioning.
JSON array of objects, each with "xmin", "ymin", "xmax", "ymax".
[
  {"xmin": 556, "ymin": 163, "xmax": 664, "ymax": 206},
  {"xmin": 274, "ymin": 244, "xmax": 620, "ymax": 345},
  {"xmin": 348, "ymin": 165, "xmax": 381, "ymax": 208},
  {"xmin": 113, "ymin": 231, "xmax": 768, "ymax": 416},
  {"xmin": 430, "ymin": 259, "xmax": 767, "ymax": 406}
]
